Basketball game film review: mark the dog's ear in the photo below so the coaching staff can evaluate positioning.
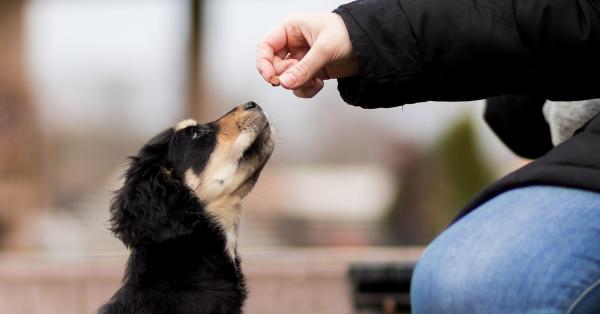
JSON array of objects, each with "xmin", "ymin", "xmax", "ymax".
[{"xmin": 109, "ymin": 151, "xmax": 202, "ymax": 248}]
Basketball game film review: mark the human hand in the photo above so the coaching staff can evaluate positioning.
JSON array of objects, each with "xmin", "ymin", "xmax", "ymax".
[{"xmin": 256, "ymin": 12, "xmax": 358, "ymax": 98}]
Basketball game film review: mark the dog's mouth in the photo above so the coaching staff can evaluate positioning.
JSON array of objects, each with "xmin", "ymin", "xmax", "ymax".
[
  {"xmin": 215, "ymin": 101, "xmax": 274, "ymax": 166},
  {"xmin": 234, "ymin": 109, "xmax": 274, "ymax": 195},
  {"xmin": 241, "ymin": 118, "xmax": 273, "ymax": 161}
]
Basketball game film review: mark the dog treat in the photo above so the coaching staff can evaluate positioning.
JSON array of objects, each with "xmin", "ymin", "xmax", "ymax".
[{"xmin": 269, "ymin": 76, "xmax": 280, "ymax": 87}]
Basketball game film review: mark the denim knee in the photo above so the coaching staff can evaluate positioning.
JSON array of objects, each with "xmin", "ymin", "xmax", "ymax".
[
  {"xmin": 410, "ymin": 186, "xmax": 600, "ymax": 314},
  {"xmin": 410, "ymin": 242, "xmax": 489, "ymax": 314}
]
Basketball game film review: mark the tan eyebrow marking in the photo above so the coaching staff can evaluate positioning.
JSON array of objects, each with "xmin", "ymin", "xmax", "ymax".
[{"xmin": 175, "ymin": 119, "xmax": 197, "ymax": 131}]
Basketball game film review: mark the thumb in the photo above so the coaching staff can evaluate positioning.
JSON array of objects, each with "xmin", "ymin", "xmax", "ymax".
[{"xmin": 279, "ymin": 43, "xmax": 329, "ymax": 89}]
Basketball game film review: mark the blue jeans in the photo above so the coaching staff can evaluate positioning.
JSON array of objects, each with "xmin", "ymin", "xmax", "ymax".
[{"xmin": 411, "ymin": 186, "xmax": 600, "ymax": 314}]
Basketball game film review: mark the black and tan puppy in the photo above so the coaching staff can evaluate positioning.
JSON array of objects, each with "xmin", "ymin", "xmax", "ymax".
[{"xmin": 99, "ymin": 102, "xmax": 274, "ymax": 314}]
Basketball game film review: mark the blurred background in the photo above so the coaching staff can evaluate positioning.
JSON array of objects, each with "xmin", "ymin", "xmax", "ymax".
[{"xmin": 0, "ymin": 0, "xmax": 526, "ymax": 313}]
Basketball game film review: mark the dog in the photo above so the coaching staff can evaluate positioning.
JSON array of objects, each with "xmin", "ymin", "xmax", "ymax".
[{"xmin": 99, "ymin": 101, "xmax": 274, "ymax": 314}]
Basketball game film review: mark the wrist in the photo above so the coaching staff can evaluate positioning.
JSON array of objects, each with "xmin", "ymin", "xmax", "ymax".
[{"xmin": 326, "ymin": 13, "xmax": 358, "ymax": 78}]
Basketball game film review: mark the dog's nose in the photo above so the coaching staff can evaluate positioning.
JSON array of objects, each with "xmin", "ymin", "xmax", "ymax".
[{"xmin": 243, "ymin": 101, "xmax": 261, "ymax": 111}]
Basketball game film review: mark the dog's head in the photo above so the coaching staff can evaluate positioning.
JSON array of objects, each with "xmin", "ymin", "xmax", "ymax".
[{"xmin": 110, "ymin": 102, "xmax": 274, "ymax": 256}]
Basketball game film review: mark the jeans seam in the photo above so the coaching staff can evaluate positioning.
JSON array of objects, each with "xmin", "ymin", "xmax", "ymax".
[{"xmin": 566, "ymin": 278, "xmax": 600, "ymax": 314}]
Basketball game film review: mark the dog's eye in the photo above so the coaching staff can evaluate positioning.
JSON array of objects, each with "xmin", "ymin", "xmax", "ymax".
[
  {"xmin": 191, "ymin": 128, "xmax": 212, "ymax": 140},
  {"xmin": 192, "ymin": 130, "xmax": 203, "ymax": 139}
]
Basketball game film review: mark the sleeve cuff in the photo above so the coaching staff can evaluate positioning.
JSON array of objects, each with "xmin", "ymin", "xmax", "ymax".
[{"xmin": 333, "ymin": 0, "xmax": 424, "ymax": 108}]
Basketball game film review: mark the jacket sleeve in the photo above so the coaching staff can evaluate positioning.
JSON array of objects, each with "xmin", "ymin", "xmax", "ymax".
[
  {"xmin": 484, "ymin": 95, "xmax": 553, "ymax": 159},
  {"xmin": 333, "ymin": 0, "xmax": 600, "ymax": 108}
]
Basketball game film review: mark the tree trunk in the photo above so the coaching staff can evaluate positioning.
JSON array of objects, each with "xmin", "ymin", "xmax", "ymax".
[
  {"xmin": 187, "ymin": 0, "xmax": 203, "ymax": 119},
  {"xmin": 0, "ymin": 0, "xmax": 43, "ymax": 250}
]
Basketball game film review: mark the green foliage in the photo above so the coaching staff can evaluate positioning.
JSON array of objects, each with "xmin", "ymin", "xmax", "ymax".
[
  {"xmin": 432, "ymin": 115, "xmax": 494, "ymax": 219},
  {"xmin": 383, "ymin": 115, "xmax": 495, "ymax": 245}
]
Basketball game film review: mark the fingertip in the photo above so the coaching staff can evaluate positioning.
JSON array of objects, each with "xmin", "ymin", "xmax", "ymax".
[{"xmin": 257, "ymin": 61, "xmax": 274, "ymax": 82}]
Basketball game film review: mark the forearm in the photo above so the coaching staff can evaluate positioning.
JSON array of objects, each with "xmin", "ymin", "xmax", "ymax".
[{"xmin": 335, "ymin": 0, "xmax": 600, "ymax": 108}]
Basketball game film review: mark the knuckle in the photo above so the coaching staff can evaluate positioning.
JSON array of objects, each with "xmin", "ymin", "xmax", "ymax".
[
  {"xmin": 315, "ymin": 37, "xmax": 334, "ymax": 55},
  {"xmin": 285, "ymin": 12, "xmax": 304, "ymax": 23},
  {"xmin": 293, "ymin": 62, "xmax": 310, "ymax": 80}
]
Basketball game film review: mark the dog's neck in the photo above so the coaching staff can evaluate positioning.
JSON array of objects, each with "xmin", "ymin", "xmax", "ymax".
[
  {"xmin": 125, "ymin": 225, "xmax": 243, "ymax": 291},
  {"xmin": 204, "ymin": 200, "xmax": 242, "ymax": 261}
]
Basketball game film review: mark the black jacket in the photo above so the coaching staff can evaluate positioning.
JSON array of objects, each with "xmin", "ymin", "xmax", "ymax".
[{"xmin": 333, "ymin": 0, "xmax": 600, "ymax": 220}]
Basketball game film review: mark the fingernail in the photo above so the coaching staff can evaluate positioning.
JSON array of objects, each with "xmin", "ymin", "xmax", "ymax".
[{"xmin": 279, "ymin": 73, "xmax": 295, "ymax": 87}]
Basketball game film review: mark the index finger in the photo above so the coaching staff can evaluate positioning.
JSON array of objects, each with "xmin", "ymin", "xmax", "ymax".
[{"xmin": 256, "ymin": 24, "xmax": 288, "ymax": 82}]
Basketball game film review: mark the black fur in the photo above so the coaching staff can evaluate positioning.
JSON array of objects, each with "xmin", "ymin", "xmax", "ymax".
[{"xmin": 99, "ymin": 123, "xmax": 247, "ymax": 314}]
